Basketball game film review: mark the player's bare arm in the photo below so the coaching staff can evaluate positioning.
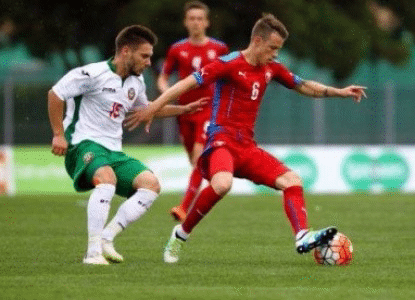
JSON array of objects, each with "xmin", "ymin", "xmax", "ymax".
[
  {"xmin": 155, "ymin": 97, "xmax": 209, "ymax": 117},
  {"xmin": 47, "ymin": 89, "xmax": 68, "ymax": 156},
  {"xmin": 130, "ymin": 97, "xmax": 208, "ymax": 121},
  {"xmin": 125, "ymin": 74, "xmax": 200, "ymax": 132},
  {"xmin": 157, "ymin": 73, "xmax": 170, "ymax": 94},
  {"xmin": 295, "ymin": 80, "xmax": 367, "ymax": 103}
]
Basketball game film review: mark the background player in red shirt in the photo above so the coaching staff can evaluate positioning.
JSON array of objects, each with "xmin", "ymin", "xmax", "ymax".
[
  {"xmin": 127, "ymin": 14, "xmax": 367, "ymax": 263},
  {"xmin": 157, "ymin": 1, "xmax": 228, "ymax": 222}
]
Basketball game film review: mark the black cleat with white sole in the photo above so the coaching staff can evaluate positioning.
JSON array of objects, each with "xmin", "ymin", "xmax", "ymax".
[{"xmin": 296, "ymin": 227, "xmax": 338, "ymax": 254}]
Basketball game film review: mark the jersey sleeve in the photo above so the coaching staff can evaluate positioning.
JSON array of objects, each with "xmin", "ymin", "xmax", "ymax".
[
  {"xmin": 161, "ymin": 46, "xmax": 177, "ymax": 75},
  {"xmin": 133, "ymin": 76, "xmax": 150, "ymax": 108},
  {"xmin": 52, "ymin": 67, "xmax": 95, "ymax": 101},
  {"xmin": 220, "ymin": 44, "xmax": 229, "ymax": 56},
  {"xmin": 193, "ymin": 59, "xmax": 229, "ymax": 87},
  {"xmin": 271, "ymin": 61, "xmax": 303, "ymax": 89}
]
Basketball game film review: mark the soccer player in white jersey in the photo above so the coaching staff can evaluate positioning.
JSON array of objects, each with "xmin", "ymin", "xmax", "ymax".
[{"xmin": 48, "ymin": 25, "xmax": 205, "ymax": 265}]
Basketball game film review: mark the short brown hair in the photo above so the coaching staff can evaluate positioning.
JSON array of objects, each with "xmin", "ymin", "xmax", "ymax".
[
  {"xmin": 184, "ymin": 1, "xmax": 209, "ymax": 16},
  {"xmin": 251, "ymin": 13, "xmax": 289, "ymax": 41},
  {"xmin": 115, "ymin": 25, "xmax": 158, "ymax": 53}
]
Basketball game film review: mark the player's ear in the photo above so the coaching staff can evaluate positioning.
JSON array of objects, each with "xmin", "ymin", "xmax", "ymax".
[
  {"xmin": 252, "ymin": 35, "xmax": 262, "ymax": 46},
  {"xmin": 120, "ymin": 45, "xmax": 130, "ymax": 56}
]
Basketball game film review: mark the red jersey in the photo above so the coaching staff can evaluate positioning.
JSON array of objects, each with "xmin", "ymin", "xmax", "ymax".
[
  {"xmin": 161, "ymin": 37, "xmax": 228, "ymax": 120},
  {"xmin": 193, "ymin": 51, "xmax": 302, "ymax": 141}
]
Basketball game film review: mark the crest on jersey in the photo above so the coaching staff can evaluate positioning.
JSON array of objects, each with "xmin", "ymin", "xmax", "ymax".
[
  {"xmin": 128, "ymin": 88, "xmax": 136, "ymax": 101},
  {"xmin": 180, "ymin": 51, "xmax": 189, "ymax": 58},
  {"xmin": 207, "ymin": 50, "xmax": 216, "ymax": 60},
  {"xmin": 265, "ymin": 71, "xmax": 272, "ymax": 83},
  {"xmin": 83, "ymin": 152, "xmax": 94, "ymax": 164}
]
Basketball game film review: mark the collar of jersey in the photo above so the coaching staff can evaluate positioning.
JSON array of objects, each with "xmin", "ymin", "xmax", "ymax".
[
  {"xmin": 107, "ymin": 57, "xmax": 117, "ymax": 73},
  {"xmin": 107, "ymin": 57, "xmax": 128, "ymax": 85}
]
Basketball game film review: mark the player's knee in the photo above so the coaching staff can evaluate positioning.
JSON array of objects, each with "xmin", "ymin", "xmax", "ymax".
[
  {"xmin": 190, "ymin": 156, "xmax": 198, "ymax": 168},
  {"xmin": 191, "ymin": 142, "xmax": 204, "ymax": 167},
  {"xmin": 145, "ymin": 176, "xmax": 161, "ymax": 194},
  {"xmin": 288, "ymin": 173, "xmax": 303, "ymax": 187},
  {"xmin": 284, "ymin": 173, "xmax": 303, "ymax": 189},
  {"xmin": 134, "ymin": 171, "xmax": 161, "ymax": 194},
  {"xmin": 92, "ymin": 166, "xmax": 117, "ymax": 186},
  {"xmin": 275, "ymin": 171, "xmax": 303, "ymax": 190},
  {"xmin": 190, "ymin": 153, "xmax": 201, "ymax": 168},
  {"xmin": 211, "ymin": 173, "xmax": 233, "ymax": 196}
]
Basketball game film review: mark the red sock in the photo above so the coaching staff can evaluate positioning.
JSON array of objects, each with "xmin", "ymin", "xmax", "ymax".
[
  {"xmin": 181, "ymin": 168, "xmax": 203, "ymax": 211},
  {"xmin": 182, "ymin": 185, "xmax": 222, "ymax": 234},
  {"xmin": 283, "ymin": 186, "xmax": 308, "ymax": 234}
]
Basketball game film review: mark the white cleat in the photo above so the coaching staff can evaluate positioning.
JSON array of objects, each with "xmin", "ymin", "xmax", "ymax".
[
  {"xmin": 164, "ymin": 225, "xmax": 185, "ymax": 263},
  {"xmin": 83, "ymin": 254, "xmax": 110, "ymax": 265},
  {"xmin": 296, "ymin": 227, "xmax": 337, "ymax": 254},
  {"xmin": 102, "ymin": 239, "xmax": 124, "ymax": 263}
]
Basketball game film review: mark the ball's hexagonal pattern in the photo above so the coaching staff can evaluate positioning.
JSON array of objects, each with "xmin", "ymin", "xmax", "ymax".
[{"xmin": 313, "ymin": 232, "xmax": 353, "ymax": 266}]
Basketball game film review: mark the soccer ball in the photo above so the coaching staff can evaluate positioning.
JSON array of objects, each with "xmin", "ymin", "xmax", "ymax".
[{"xmin": 313, "ymin": 232, "xmax": 353, "ymax": 266}]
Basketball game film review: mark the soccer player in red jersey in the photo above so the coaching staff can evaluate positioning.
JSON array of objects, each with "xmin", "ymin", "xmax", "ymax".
[
  {"xmin": 157, "ymin": 1, "xmax": 229, "ymax": 222},
  {"xmin": 126, "ymin": 14, "xmax": 367, "ymax": 263}
]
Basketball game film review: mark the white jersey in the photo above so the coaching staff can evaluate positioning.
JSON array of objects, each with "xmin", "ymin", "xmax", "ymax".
[{"xmin": 52, "ymin": 60, "xmax": 149, "ymax": 151}]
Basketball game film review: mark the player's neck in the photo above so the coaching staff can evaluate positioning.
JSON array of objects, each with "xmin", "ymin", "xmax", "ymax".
[
  {"xmin": 241, "ymin": 48, "xmax": 260, "ymax": 66},
  {"xmin": 112, "ymin": 56, "xmax": 129, "ymax": 79},
  {"xmin": 188, "ymin": 34, "xmax": 208, "ymax": 45}
]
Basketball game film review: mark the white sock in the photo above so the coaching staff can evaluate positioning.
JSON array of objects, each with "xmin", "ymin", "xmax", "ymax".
[
  {"xmin": 296, "ymin": 229, "xmax": 309, "ymax": 241},
  {"xmin": 102, "ymin": 188, "xmax": 158, "ymax": 241},
  {"xmin": 175, "ymin": 225, "xmax": 189, "ymax": 241},
  {"xmin": 86, "ymin": 184, "xmax": 116, "ymax": 256}
]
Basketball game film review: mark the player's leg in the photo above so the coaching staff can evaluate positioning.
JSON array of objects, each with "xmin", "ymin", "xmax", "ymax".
[
  {"xmin": 170, "ymin": 120, "xmax": 203, "ymax": 221},
  {"xmin": 84, "ymin": 166, "xmax": 117, "ymax": 265},
  {"xmin": 275, "ymin": 172, "xmax": 337, "ymax": 254},
  {"xmin": 164, "ymin": 147, "xmax": 234, "ymax": 263},
  {"xmin": 65, "ymin": 140, "xmax": 118, "ymax": 265},
  {"xmin": 274, "ymin": 171, "xmax": 308, "ymax": 235},
  {"xmin": 102, "ymin": 158, "xmax": 159, "ymax": 262},
  {"xmin": 172, "ymin": 120, "xmax": 209, "ymax": 221},
  {"xmin": 172, "ymin": 141, "xmax": 204, "ymax": 220},
  {"xmin": 239, "ymin": 147, "xmax": 336, "ymax": 254}
]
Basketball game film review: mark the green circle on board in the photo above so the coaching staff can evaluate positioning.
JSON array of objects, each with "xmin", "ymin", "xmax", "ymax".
[
  {"xmin": 252, "ymin": 152, "xmax": 318, "ymax": 194},
  {"xmin": 375, "ymin": 152, "xmax": 409, "ymax": 190},
  {"xmin": 284, "ymin": 153, "xmax": 318, "ymax": 190},
  {"xmin": 341, "ymin": 152, "xmax": 372, "ymax": 191}
]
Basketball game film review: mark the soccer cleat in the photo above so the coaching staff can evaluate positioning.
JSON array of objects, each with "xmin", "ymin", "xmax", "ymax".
[
  {"xmin": 102, "ymin": 239, "xmax": 124, "ymax": 263},
  {"xmin": 170, "ymin": 206, "xmax": 186, "ymax": 222},
  {"xmin": 164, "ymin": 225, "xmax": 185, "ymax": 263},
  {"xmin": 296, "ymin": 227, "xmax": 337, "ymax": 254},
  {"xmin": 83, "ymin": 254, "xmax": 110, "ymax": 265}
]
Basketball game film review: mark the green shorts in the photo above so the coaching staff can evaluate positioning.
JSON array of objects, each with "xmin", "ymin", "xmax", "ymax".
[{"xmin": 65, "ymin": 140, "xmax": 149, "ymax": 197}]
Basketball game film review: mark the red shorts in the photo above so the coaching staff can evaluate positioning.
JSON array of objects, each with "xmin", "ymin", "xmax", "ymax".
[
  {"xmin": 198, "ymin": 134, "xmax": 290, "ymax": 188},
  {"xmin": 178, "ymin": 117, "xmax": 210, "ymax": 155}
]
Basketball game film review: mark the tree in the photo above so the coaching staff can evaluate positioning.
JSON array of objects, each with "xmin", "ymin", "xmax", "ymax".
[
  {"xmin": 116, "ymin": 0, "xmax": 414, "ymax": 80},
  {"xmin": 1, "ymin": 0, "xmax": 413, "ymax": 80}
]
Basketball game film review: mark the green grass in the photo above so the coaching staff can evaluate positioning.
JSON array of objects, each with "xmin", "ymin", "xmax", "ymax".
[{"xmin": 1, "ymin": 193, "xmax": 415, "ymax": 300}]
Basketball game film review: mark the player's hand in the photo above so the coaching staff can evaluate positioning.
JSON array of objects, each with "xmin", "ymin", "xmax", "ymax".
[
  {"xmin": 51, "ymin": 135, "xmax": 68, "ymax": 156},
  {"xmin": 124, "ymin": 105, "xmax": 156, "ymax": 133},
  {"xmin": 340, "ymin": 85, "xmax": 367, "ymax": 103},
  {"xmin": 183, "ymin": 97, "xmax": 209, "ymax": 114}
]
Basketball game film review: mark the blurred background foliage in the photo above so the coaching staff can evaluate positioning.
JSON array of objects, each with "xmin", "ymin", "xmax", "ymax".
[
  {"xmin": 1, "ymin": 0, "xmax": 414, "ymax": 80},
  {"xmin": 1, "ymin": 0, "xmax": 415, "ymax": 146}
]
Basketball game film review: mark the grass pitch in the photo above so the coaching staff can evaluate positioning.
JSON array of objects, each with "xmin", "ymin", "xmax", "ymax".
[{"xmin": 1, "ymin": 192, "xmax": 414, "ymax": 299}]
